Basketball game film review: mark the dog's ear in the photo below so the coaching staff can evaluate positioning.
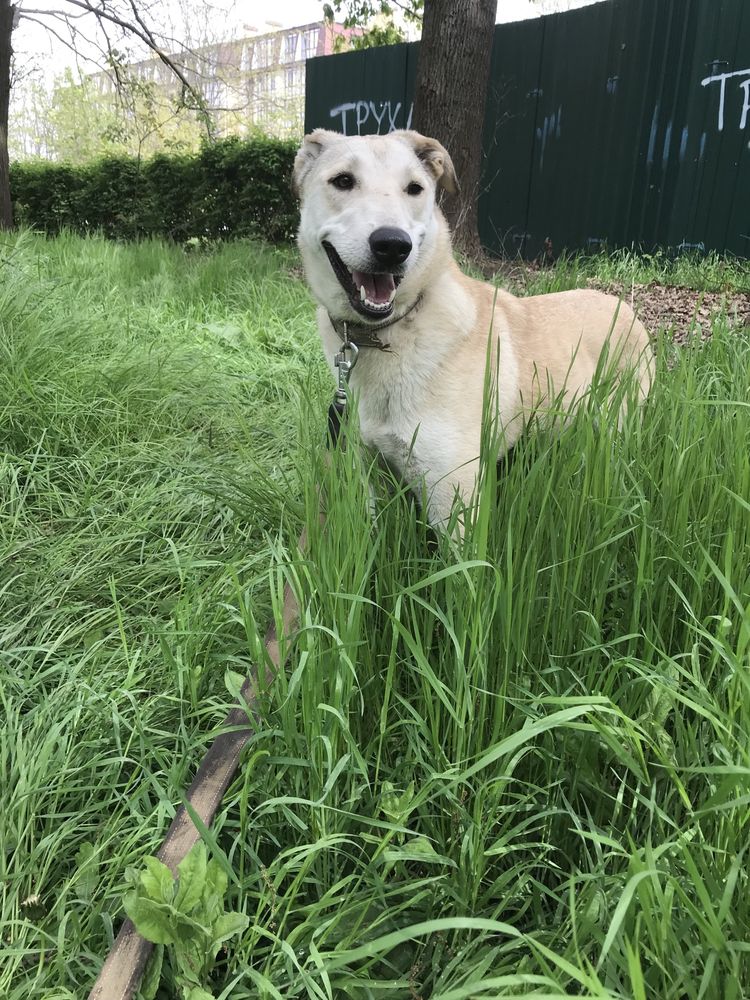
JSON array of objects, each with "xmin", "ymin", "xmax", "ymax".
[
  {"xmin": 400, "ymin": 131, "xmax": 459, "ymax": 195},
  {"xmin": 291, "ymin": 130, "xmax": 342, "ymax": 198}
]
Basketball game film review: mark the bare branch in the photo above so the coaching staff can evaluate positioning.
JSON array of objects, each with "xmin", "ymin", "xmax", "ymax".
[
  {"xmin": 15, "ymin": 13, "xmax": 103, "ymax": 69},
  {"xmin": 389, "ymin": 0, "xmax": 422, "ymax": 18},
  {"xmin": 58, "ymin": 0, "xmax": 201, "ymax": 109},
  {"xmin": 18, "ymin": 8, "xmax": 90, "ymax": 19}
]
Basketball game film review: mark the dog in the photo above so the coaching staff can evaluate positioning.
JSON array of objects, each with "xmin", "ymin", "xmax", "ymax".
[{"xmin": 293, "ymin": 129, "xmax": 653, "ymax": 528}]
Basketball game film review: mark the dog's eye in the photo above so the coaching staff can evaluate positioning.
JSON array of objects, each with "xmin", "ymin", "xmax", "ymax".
[
  {"xmin": 406, "ymin": 181, "xmax": 423, "ymax": 196},
  {"xmin": 330, "ymin": 172, "xmax": 355, "ymax": 191}
]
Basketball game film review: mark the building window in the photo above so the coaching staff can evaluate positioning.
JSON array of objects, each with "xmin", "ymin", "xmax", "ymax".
[
  {"xmin": 284, "ymin": 32, "xmax": 298, "ymax": 63},
  {"xmin": 204, "ymin": 79, "xmax": 221, "ymax": 107},
  {"xmin": 302, "ymin": 28, "xmax": 319, "ymax": 60}
]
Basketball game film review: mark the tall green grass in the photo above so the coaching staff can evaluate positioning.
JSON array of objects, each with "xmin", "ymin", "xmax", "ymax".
[
  {"xmin": 1, "ymin": 232, "xmax": 748, "ymax": 999},
  {"xmin": 513, "ymin": 248, "xmax": 750, "ymax": 295}
]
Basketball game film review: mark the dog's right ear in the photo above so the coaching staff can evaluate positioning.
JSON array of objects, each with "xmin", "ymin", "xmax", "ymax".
[
  {"xmin": 399, "ymin": 131, "xmax": 459, "ymax": 195},
  {"xmin": 291, "ymin": 130, "xmax": 342, "ymax": 198}
]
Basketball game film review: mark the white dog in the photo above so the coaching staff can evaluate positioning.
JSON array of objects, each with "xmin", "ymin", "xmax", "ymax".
[{"xmin": 293, "ymin": 129, "xmax": 652, "ymax": 526}]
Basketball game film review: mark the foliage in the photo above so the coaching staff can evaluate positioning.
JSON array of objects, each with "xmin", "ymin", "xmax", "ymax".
[
  {"xmin": 9, "ymin": 136, "xmax": 298, "ymax": 242},
  {"xmin": 33, "ymin": 67, "xmax": 205, "ymax": 164},
  {"xmin": 1, "ymin": 232, "xmax": 749, "ymax": 998},
  {"xmin": 324, "ymin": 0, "xmax": 420, "ymax": 50},
  {"xmin": 335, "ymin": 19, "xmax": 407, "ymax": 51},
  {"xmin": 124, "ymin": 843, "xmax": 249, "ymax": 998},
  {"xmin": 324, "ymin": 0, "xmax": 423, "ymax": 26}
]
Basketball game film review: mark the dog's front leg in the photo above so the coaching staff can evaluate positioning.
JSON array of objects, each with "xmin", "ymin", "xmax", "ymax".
[{"xmin": 422, "ymin": 457, "xmax": 481, "ymax": 536}]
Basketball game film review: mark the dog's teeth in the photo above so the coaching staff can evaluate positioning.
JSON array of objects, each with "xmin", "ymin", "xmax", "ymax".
[{"xmin": 360, "ymin": 285, "xmax": 366, "ymax": 301}]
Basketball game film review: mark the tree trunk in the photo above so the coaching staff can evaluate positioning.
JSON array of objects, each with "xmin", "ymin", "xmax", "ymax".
[
  {"xmin": 412, "ymin": 0, "xmax": 497, "ymax": 255},
  {"xmin": 0, "ymin": 0, "xmax": 13, "ymax": 230}
]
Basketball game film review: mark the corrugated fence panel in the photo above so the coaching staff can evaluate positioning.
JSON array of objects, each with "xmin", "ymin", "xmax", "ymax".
[
  {"xmin": 305, "ymin": 0, "xmax": 750, "ymax": 257},
  {"xmin": 672, "ymin": 0, "xmax": 750, "ymax": 256},
  {"xmin": 677, "ymin": 0, "xmax": 738, "ymax": 253},
  {"xmin": 305, "ymin": 42, "xmax": 414, "ymax": 136},
  {"xmin": 523, "ymin": 0, "xmax": 636, "ymax": 258},
  {"xmin": 479, "ymin": 19, "xmax": 544, "ymax": 255}
]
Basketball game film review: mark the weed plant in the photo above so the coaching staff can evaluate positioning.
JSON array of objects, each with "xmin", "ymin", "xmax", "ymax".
[{"xmin": 1, "ymin": 232, "xmax": 748, "ymax": 998}]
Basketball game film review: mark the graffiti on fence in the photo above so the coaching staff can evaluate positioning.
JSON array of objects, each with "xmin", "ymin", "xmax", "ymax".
[
  {"xmin": 701, "ymin": 67, "xmax": 750, "ymax": 131},
  {"xmin": 328, "ymin": 100, "xmax": 415, "ymax": 134},
  {"xmin": 536, "ymin": 106, "xmax": 562, "ymax": 169}
]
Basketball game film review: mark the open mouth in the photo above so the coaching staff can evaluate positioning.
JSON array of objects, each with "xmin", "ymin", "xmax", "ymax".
[{"xmin": 322, "ymin": 241, "xmax": 403, "ymax": 320}]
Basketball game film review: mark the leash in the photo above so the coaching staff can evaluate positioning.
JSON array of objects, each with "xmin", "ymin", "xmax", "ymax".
[
  {"xmin": 88, "ymin": 576, "xmax": 302, "ymax": 999},
  {"xmin": 328, "ymin": 327, "xmax": 358, "ymax": 447},
  {"xmin": 89, "ymin": 338, "xmax": 362, "ymax": 998}
]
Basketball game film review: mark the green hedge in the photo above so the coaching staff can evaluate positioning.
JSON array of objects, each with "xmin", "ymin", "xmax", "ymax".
[{"xmin": 10, "ymin": 136, "xmax": 299, "ymax": 243}]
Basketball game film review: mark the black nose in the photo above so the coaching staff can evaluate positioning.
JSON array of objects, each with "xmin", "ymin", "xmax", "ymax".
[{"xmin": 369, "ymin": 227, "xmax": 412, "ymax": 267}]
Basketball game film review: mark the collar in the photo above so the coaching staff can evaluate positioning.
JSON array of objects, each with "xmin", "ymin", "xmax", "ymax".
[{"xmin": 327, "ymin": 294, "xmax": 424, "ymax": 351}]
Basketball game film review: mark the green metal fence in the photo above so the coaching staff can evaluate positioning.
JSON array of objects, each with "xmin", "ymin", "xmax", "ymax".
[{"xmin": 305, "ymin": 0, "xmax": 750, "ymax": 258}]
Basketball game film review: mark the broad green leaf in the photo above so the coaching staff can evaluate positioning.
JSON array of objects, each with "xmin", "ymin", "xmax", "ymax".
[
  {"xmin": 210, "ymin": 910, "xmax": 250, "ymax": 951},
  {"xmin": 380, "ymin": 780, "xmax": 415, "ymax": 823},
  {"xmin": 172, "ymin": 940, "xmax": 204, "ymax": 984},
  {"xmin": 184, "ymin": 988, "xmax": 214, "ymax": 1000},
  {"xmin": 202, "ymin": 858, "xmax": 229, "ymax": 923},
  {"xmin": 140, "ymin": 856, "xmax": 175, "ymax": 904},
  {"xmin": 204, "ymin": 858, "xmax": 228, "ymax": 902},
  {"xmin": 175, "ymin": 842, "xmax": 208, "ymax": 913},
  {"xmin": 224, "ymin": 668, "xmax": 246, "ymax": 700},
  {"xmin": 170, "ymin": 907, "xmax": 212, "ymax": 946},
  {"xmin": 123, "ymin": 893, "xmax": 176, "ymax": 946},
  {"xmin": 139, "ymin": 944, "xmax": 164, "ymax": 1000}
]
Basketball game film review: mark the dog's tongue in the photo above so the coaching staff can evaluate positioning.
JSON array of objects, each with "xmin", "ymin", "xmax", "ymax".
[{"xmin": 352, "ymin": 270, "xmax": 395, "ymax": 304}]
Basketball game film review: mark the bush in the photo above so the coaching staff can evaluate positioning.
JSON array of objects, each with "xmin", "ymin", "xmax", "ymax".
[{"xmin": 10, "ymin": 136, "xmax": 299, "ymax": 244}]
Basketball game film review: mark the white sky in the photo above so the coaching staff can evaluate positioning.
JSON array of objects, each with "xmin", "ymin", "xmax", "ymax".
[{"xmin": 13, "ymin": 0, "xmax": 605, "ymax": 83}]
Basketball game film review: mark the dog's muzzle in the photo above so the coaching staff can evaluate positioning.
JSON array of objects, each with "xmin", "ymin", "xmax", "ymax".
[{"xmin": 322, "ymin": 238, "xmax": 407, "ymax": 321}]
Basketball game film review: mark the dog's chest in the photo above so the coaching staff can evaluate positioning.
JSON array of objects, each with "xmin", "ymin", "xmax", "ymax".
[{"xmin": 352, "ymin": 349, "xmax": 439, "ymax": 471}]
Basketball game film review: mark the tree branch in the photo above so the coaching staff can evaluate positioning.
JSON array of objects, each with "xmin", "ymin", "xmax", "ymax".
[
  {"xmin": 57, "ymin": 0, "xmax": 199, "ymax": 107},
  {"xmin": 18, "ymin": 8, "xmax": 90, "ymax": 19},
  {"xmin": 16, "ymin": 12, "xmax": 103, "ymax": 70}
]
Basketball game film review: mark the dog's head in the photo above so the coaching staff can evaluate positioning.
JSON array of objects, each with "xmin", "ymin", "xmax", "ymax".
[{"xmin": 293, "ymin": 129, "xmax": 457, "ymax": 323}]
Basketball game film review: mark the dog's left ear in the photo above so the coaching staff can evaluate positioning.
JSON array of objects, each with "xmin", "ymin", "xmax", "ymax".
[
  {"xmin": 400, "ymin": 131, "xmax": 459, "ymax": 195},
  {"xmin": 292, "ymin": 129, "xmax": 342, "ymax": 198}
]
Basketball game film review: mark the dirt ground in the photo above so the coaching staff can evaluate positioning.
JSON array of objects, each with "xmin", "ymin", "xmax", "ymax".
[{"xmin": 583, "ymin": 280, "xmax": 750, "ymax": 345}]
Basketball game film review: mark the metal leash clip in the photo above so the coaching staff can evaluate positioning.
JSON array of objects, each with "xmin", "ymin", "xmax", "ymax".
[{"xmin": 333, "ymin": 324, "xmax": 359, "ymax": 405}]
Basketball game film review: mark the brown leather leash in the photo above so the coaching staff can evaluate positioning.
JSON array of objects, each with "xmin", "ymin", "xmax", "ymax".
[
  {"xmin": 89, "ymin": 328, "xmax": 366, "ymax": 999},
  {"xmin": 88, "ymin": 563, "xmax": 303, "ymax": 999}
]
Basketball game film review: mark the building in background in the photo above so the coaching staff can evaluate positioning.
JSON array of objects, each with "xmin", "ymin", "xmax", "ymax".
[{"xmin": 91, "ymin": 20, "xmax": 359, "ymax": 141}]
